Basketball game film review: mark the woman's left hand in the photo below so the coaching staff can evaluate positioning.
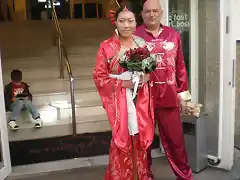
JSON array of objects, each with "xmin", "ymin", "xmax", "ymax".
[
  {"xmin": 143, "ymin": 74, "xmax": 150, "ymax": 82},
  {"xmin": 139, "ymin": 74, "xmax": 149, "ymax": 86}
]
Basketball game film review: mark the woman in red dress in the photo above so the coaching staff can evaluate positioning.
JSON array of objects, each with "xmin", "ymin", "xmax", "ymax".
[{"xmin": 93, "ymin": 6, "xmax": 155, "ymax": 180}]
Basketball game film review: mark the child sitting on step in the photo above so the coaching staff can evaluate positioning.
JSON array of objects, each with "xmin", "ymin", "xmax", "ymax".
[{"xmin": 4, "ymin": 70, "xmax": 43, "ymax": 130}]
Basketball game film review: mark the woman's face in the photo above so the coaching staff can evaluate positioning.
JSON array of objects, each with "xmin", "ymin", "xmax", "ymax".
[{"xmin": 115, "ymin": 11, "xmax": 136, "ymax": 37}]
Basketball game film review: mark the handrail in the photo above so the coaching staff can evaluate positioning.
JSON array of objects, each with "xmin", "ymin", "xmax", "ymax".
[{"xmin": 50, "ymin": 0, "xmax": 77, "ymax": 136}]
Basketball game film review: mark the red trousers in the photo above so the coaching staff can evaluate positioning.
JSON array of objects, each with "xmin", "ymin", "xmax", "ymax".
[{"xmin": 147, "ymin": 108, "xmax": 193, "ymax": 180}]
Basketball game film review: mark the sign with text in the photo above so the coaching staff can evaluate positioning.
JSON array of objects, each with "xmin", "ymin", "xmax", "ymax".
[{"xmin": 169, "ymin": 10, "xmax": 190, "ymax": 33}]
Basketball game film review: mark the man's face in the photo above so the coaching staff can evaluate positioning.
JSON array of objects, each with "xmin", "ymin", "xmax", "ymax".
[{"xmin": 141, "ymin": 0, "xmax": 163, "ymax": 28}]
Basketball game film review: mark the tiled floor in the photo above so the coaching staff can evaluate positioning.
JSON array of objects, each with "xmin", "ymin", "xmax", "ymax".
[{"xmin": 11, "ymin": 157, "xmax": 240, "ymax": 180}]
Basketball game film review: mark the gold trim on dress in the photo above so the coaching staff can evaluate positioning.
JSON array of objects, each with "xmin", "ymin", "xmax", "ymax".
[{"xmin": 178, "ymin": 90, "xmax": 192, "ymax": 101}]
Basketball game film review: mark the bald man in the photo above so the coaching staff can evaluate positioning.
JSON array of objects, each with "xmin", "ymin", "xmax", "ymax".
[
  {"xmin": 108, "ymin": 0, "xmax": 193, "ymax": 179},
  {"xmin": 135, "ymin": 0, "xmax": 193, "ymax": 180}
]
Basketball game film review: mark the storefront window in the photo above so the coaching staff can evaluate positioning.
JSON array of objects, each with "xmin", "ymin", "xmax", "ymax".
[{"xmin": 168, "ymin": 0, "xmax": 190, "ymax": 82}]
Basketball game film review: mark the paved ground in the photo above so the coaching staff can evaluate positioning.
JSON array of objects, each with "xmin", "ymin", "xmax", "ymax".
[{"xmin": 10, "ymin": 157, "xmax": 240, "ymax": 180}]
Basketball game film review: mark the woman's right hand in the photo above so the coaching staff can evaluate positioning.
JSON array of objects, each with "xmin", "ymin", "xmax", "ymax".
[{"xmin": 122, "ymin": 80, "xmax": 133, "ymax": 89}]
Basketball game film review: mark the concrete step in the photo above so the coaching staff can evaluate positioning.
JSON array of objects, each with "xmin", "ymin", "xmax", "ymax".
[
  {"xmin": 1, "ymin": 46, "xmax": 58, "ymax": 59},
  {"xmin": 2, "ymin": 53, "xmax": 97, "ymax": 70},
  {"xmin": 0, "ymin": 20, "xmax": 112, "ymax": 58},
  {"xmin": 8, "ymin": 112, "xmax": 110, "ymax": 141},
  {"xmin": 3, "ymin": 65, "xmax": 95, "ymax": 82},
  {"xmin": 39, "ymin": 76, "xmax": 94, "ymax": 93},
  {"xmin": 2, "ymin": 76, "xmax": 96, "ymax": 94},
  {"xmin": 6, "ymin": 101, "xmax": 105, "ymax": 122},
  {"xmin": 32, "ymin": 88, "xmax": 100, "ymax": 107}
]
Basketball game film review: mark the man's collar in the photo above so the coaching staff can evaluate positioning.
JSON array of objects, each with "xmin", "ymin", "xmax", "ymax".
[{"xmin": 144, "ymin": 24, "xmax": 164, "ymax": 37}]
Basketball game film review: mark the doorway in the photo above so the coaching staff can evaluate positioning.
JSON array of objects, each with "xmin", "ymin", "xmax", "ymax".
[
  {"xmin": 73, "ymin": 2, "xmax": 103, "ymax": 19},
  {"xmin": 160, "ymin": 0, "xmax": 236, "ymax": 170},
  {"xmin": 28, "ymin": 0, "xmax": 70, "ymax": 20}
]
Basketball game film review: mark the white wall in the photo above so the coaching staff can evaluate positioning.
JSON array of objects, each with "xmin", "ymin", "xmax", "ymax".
[{"xmin": 234, "ymin": 0, "xmax": 240, "ymax": 40}]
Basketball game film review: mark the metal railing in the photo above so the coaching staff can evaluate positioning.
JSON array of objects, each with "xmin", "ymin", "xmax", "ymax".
[{"xmin": 50, "ymin": 0, "xmax": 77, "ymax": 136}]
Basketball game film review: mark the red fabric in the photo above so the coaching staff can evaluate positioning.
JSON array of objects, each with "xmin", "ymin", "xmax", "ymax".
[
  {"xmin": 135, "ymin": 25, "xmax": 189, "ymax": 108},
  {"xmin": 93, "ymin": 35, "xmax": 154, "ymax": 153},
  {"xmin": 105, "ymin": 135, "xmax": 151, "ymax": 180},
  {"xmin": 147, "ymin": 108, "xmax": 193, "ymax": 180},
  {"xmin": 12, "ymin": 83, "xmax": 25, "ymax": 100}
]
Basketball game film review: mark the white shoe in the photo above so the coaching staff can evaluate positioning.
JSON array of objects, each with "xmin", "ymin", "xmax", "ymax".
[
  {"xmin": 8, "ymin": 121, "xmax": 19, "ymax": 131},
  {"xmin": 34, "ymin": 118, "xmax": 43, "ymax": 128}
]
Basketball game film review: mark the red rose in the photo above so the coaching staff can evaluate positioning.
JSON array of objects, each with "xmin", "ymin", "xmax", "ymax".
[
  {"xmin": 142, "ymin": 46, "xmax": 151, "ymax": 57},
  {"xmin": 133, "ymin": 47, "xmax": 142, "ymax": 61},
  {"xmin": 125, "ymin": 49, "xmax": 132, "ymax": 59}
]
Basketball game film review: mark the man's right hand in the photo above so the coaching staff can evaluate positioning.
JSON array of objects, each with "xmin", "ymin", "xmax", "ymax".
[
  {"xmin": 109, "ymin": 10, "xmax": 116, "ymax": 24},
  {"xmin": 122, "ymin": 80, "xmax": 133, "ymax": 89}
]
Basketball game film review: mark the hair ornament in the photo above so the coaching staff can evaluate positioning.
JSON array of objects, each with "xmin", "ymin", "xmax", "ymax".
[{"xmin": 122, "ymin": 6, "xmax": 129, "ymax": 12}]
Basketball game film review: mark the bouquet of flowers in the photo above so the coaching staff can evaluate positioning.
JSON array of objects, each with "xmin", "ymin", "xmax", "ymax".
[
  {"xmin": 118, "ymin": 46, "xmax": 156, "ymax": 73},
  {"xmin": 118, "ymin": 46, "xmax": 157, "ymax": 99}
]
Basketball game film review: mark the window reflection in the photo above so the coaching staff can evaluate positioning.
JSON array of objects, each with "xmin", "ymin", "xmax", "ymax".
[{"xmin": 169, "ymin": 0, "xmax": 190, "ymax": 84}]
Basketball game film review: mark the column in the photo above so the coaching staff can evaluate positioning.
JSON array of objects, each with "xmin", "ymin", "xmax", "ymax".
[
  {"xmin": 198, "ymin": 0, "xmax": 235, "ymax": 170},
  {"xmin": 14, "ymin": 0, "xmax": 27, "ymax": 21}
]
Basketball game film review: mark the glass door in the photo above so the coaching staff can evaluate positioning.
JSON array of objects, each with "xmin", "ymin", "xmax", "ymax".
[{"xmin": 0, "ymin": 51, "xmax": 11, "ymax": 179}]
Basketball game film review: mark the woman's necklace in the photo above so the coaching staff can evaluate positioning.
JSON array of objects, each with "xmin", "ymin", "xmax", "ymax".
[
  {"xmin": 120, "ymin": 38, "xmax": 137, "ymax": 49},
  {"xmin": 120, "ymin": 43, "xmax": 133, "ymax": 50}
]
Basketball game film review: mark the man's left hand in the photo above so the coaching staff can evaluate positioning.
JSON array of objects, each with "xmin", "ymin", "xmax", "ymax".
[{"xmin": 178, "ymin": 96, "xmax": 187, "ymax": 112}]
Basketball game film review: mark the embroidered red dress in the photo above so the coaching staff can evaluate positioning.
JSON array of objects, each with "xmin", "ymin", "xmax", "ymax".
[{"xmin": 93, "ymin": 35, "xmax": 154, "ymax": 180}]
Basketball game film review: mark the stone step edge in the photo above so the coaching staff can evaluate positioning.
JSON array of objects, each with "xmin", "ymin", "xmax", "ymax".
[
  {"xmin": 3, "ymin": 64, "xmax": 95, "ymax": 73},
  {"xmin": 5, "ymin": 99, "xmax": 103, "ymax": 114},
  {"xmin": 31, "ymin": 86, "xmax": 97, "ymax": 97},
  {"xmin": 3, "ymin": 74, "xmax": 94, "ymax": 84},
  {"xmin": 2, "ymin": 52, "xmax": 98, "ymax": 61},
  {"xmin": 3, "ymin": 75, "xmax": 95, "ymax": 89},
  {"xmin": 7, "ymin": 114, "xmax": 108, "ymax": 129},
  {"xmin": 8, "ymin": 116, "xmax": 110, "ymax": 142}
]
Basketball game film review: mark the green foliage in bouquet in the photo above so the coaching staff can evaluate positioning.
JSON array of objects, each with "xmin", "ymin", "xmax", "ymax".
[{"xmin": 119, "ymin": 46, "xmax": 156, "ymax": 73}]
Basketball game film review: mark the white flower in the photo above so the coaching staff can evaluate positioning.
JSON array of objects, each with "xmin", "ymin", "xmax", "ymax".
[
  {"xmin": 163, "ymin": 42, "xmax": 175, "ymax": 51},
  {"xmin": 146, "ymin": 42, "xmax": 155, "ymax": 51}
]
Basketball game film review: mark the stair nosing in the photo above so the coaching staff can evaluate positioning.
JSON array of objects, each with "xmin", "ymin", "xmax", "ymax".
[
  {"xmin": 2, "ymin": 64, "xmax": 95, "ymax": 72},
  {"xmin": 31, "ymin": 87, "xmax": 97, "ymax": 97}
]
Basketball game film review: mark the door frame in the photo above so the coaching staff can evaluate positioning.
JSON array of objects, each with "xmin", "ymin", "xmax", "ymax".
[
  {"xmin": 217, "ymin": 0, "xmax": 235, "ymax": 170},
  {"xmin": 0, "ymin": 51, "xmax": 11, "ymax": 179}
]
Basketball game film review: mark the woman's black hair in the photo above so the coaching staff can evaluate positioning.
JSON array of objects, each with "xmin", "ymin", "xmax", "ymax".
[
  {"xmin": 115, "ymin": 0, "xmax": 143, "ymax": 25},
  {"xmin": 115, "ymin": 7, "xmax": 127, "ymax": 20}
]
